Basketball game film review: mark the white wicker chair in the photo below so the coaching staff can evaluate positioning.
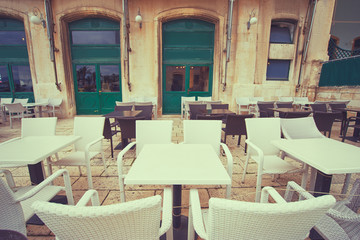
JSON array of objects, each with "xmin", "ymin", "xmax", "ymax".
[
  {"xmin": 183, "ymin": 120, "xmax": 233, "ymax": 199},
  {"xmin": 181, "ymin": 96, "xmax": 196, "ymax": 119},
  {"xmin": 242, "ymin": 118, "xmax": 305, "ymax": 202},
  {"xmin": 42, "ymin": 98, "xmax": 62, "ymax": 117},
  {"xmin": 117, "ymin": 120, "xmax": 173, "ymax": 202},
  {"xmin": 291, "ymin": 179, "xmax": 360, "ymax": 240},
  {"xmin": 47, "ymin": 117, "xmax": 105, "ymax": 189},
  {"xmin": 236, "ymin": 97, "xmax": 253, "ymax": 114},
  {"xmin": 0, "ymin": 169, "xmax": 74, "ymax": 236},
  {"xmin": 3, "ymin": 103, "xmax": 35, "ymax": 128},
  {"xmin": 188, "ymin": 184, "xmax": 335, "ymax": 240},
  {"xmin": 32, "ymin": 188, "xmax": 173, "ymax": 240}
]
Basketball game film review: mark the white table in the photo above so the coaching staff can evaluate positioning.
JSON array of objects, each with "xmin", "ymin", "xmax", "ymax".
[
  {"xmin": 125, "ymin": 144, "xmax": 231, "ymax": 239},
  {"xmin": 23, "ymin": 102, "xmax": 48, "ymax": 117},
  {"xmin": 0, "ymin": 136, "xmax": 80, "ymax": 184},
  {"xmin": 272, "ymin": 138, "xmax": 360, "ymax": 195}
]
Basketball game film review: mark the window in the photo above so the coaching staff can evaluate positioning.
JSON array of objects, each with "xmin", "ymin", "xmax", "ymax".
[
  {"xmin": 266, "ymin": 60, "xmax": 290, "ymax": 81},
  {"xmin": 71, "ymin": 30, "xmax": 120, "ymax": 45},
  {"xmin": 270, "ymin": 21, "xmax": 296, "ymax": 44}
]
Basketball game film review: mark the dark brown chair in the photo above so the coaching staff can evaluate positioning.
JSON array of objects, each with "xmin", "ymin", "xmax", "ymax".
[
  {"xmin": 211, "ymin": 103, "xmax": 229, "ymax": 110},
  {"xmin": 329, "ymin": 103, "xmax": 347, "ymax": 136},
  {"xmin": 313, "ymin": 112, "xmax": 338, "ymax": 138},
  {"xmin": 189, "ymin": 104, "xmax": 207, "ymax": 120},
  {"xmin": 114, "ymin": 105, "xmax": 133, "ymax": 111},
  {"xmin": 276, "ymin": 101, "xmax": 293, "ymax": 108},
  {"xmin": 103, "ymin": 118, "xmax": 120, "ymax": 159},
  {"xmin": 116, "ymin": 116, "xmax": 145, "ymax": 149},
  {"xmin": 257, "ymin": 101, "xmax": 275, "ymax": 117},
  {"xmin": 310, "ymin": 103, "xmax": 327, "ymax": 113},
  {"xmin": 196, "ymin": 114, "xmax": 224, "ymax": 120},
  {"xmin": 282, "ymin": 111, "xmax": 312, "ymax": 119},
  {"xmin": 134, "ymin": 104, "xmax": 153, "ymax": 120},
  {"xmin": 112, "ymin": 105, "xmax": 134, "ymax": 134},
  {"xmin": 342, "ymin": 116, "xmax": 360, "ymax": 142},
  {"xmin": 222, "ymin": 114, "xmax": 254, "ymax": 151}
]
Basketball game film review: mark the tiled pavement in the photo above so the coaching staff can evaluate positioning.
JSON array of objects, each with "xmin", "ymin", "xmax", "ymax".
[{"xmin": 1, "ymin": 115, "xmax": 360, "ymax": 239}]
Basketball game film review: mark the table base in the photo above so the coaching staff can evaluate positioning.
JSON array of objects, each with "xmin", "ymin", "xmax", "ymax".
[
  {"xmin": 314, "ymin": 170, "xmax": 332, "ymax": 197},
  {"xmin": 160, "ymin": 215, "xmax": 194, "ymax": 240},
  {"xmin": 28, "ymin": 162, "xmax": 45, "ymax": 185}
]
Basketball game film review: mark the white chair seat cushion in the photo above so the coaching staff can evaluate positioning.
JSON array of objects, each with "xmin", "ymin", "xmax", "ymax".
[
  {"xmin": 252, "ymin": 155, "xmax": 299, "ymax": 174},
  {"xmin": 14, "ymin": 185, "xmax": 64, "ymax": 222},
  {"xmin": 51, "ymin": 151, "xmax": 100, "ymax": 166}
]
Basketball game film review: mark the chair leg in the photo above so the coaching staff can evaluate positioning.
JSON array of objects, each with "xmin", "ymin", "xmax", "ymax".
[
  {"xmin": 85, "ymin": 163, "xmax": 94, "ymax": 189},
  {"xmin": 237, "ymin": 135, "xmax": 241, "ymax": 146},
  {"xmin": 255, "ymin": 172, "xmax": 263, "ymax": 202},
  {"xmin": 342, "ymin": 173, "xmax": 352, "ymax": 194},
  {"xmin": 187, "ymin": 204, "xmax": 195, "ymax": 240},
  {"xmin": 119, "ymin": 176, "xmax": 126, "ymax": 202},
  {"xmin": 342, "ymin": 120, "xmax": 350, "ymax": 142},
  {"xmin": 241, "ymin": 154, "xmax": 250, "ymax": 183}
]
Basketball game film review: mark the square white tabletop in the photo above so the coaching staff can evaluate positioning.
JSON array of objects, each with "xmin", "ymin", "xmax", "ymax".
[
  {"xmin": 0, "ymin": 136, "xmax": 80, "ymax": 165},
  {"xmin": 125, "ymin": 144, "xmax": 231, "ymax": 185},
  {"xmin": 272, "ymin": 138, "xmax": 360, "ymax": 175}
]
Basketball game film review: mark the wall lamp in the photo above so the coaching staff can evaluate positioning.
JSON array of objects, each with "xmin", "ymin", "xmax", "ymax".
[
  {"xmin": 135, "ymin": 8, "xmax": 142, "ymax": 29},
  {"xmin": 247, "ymin": 9, "xmax": 257, "ymax": 30},
  {"xmin": 30, "ymin": 7, "xmax": 46, "ymax": 28}
]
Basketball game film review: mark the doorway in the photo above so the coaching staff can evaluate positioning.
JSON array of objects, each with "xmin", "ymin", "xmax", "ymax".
[{"xmin": 162, "ymin": 19, "xmax": 215, "ymax": 114}]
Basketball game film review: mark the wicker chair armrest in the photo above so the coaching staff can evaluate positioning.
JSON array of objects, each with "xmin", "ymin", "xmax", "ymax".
[
  {"xmin": 245, "ymin": 139, "xmax": 264, "ymax": 167},
  {"xmin": 261, "ymin": 186, "xmax": 287, "ymax": 203},
  {"xmin": 15, "ymin": 169, "xmax": 74, "ymax": 205},
  {"xmin": 189, "ymin": 189, "xmax": 208, "ymax": 239},
  {"xmin": 76, "ymin": 189, "xmax": 100, "ymax": 206},
  {"xmin": 158, "ymin": 188, "xmax": 173, "ymax": 236},
  {"xmin": 85, "ymin": 136, "xmax": 104, "ymax": 153},
  {"xmin": 220, "ymin": 143, "xmax": 233, "ymax": 179},
  {"xmin": 0, "ymin": 169, "xmax": 16, "ymax": 189},
  {"xmin": 284, "ymin": 181, "xmax": 314, "ymax": 202},
  {"xmin": 327, "ymin": 208, "xmax": 360, "ymax": 222},
  {"xmin": 117, "ymin": 141, "xmax": 137, "ymax": 177}
]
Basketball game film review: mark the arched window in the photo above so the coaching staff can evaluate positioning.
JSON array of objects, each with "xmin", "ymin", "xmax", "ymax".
[{"xmin": 270, "ymin": 20, "xmax": 296, "ymax": 44}]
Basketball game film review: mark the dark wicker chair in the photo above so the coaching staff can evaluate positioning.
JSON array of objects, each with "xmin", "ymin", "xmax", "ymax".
[
  {"xmin": 211, "ymin": 103, "xmax": 229, "ymax": 110},
  {"xmin": 342, "ymin": 116, "xmax": 360, "ymax": 142},
  {"xmin": 116, "ymin": 116, "xmax": 145, "ymax": 149},
  {"xmin": 114, "ymin": 105, "xmax": 133, "ymax": 111},
  {"xmin": 134, "ymin": 104, "xmax": 153, "ymax": 120},
  {"xmin": 189, "ymin": 104, "xmax": 207, "ymax": 120},
  {"xmin": 282, "ymin": 111, "xmax": 312, "ymax": 119},
  {"xmin": 310, "ymin": 103, "xmax": 327, "ymax": 113},
  {"xmin": 276, "ymin": 101, "xmax": 293, "ymax": 108},
  {"xmin": 329, "ymin": 103, "xmax": 347, "ymax": 136},
  {"xmin": 222, "ymin": 114, "xmax": 254, "ymax": 151},
  {"xmin": 257, "ymin": 101, "xmax": 275, "ymax": 117},
  {"xmin": 196, "ymin": 115, "xmax": 224, "ymax": 120},
  {"xmin": 313, "ymin": 112, "xmax": 339, "ymax": 138}
]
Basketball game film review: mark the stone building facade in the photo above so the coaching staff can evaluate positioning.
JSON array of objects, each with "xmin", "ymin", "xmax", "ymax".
[{"xmin": 1, "ymin": 0, "xmax": 344, "ymax": 118}]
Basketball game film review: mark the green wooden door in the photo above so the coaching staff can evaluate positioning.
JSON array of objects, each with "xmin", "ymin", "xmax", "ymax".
[
  {"xmin": 162, "ymin": 19, "xmax": 215, "ymax": 114},
  {"xmin": 0, "ymin": 18, "xmax": 34, "ymax": 102},
  {"xmin": 70, "ymin": 18, "xmax": 121, "ymax": 114}
]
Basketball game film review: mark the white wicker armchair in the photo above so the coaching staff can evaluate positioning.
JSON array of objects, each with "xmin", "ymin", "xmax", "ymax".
[
  {"xmin": 32, "ymin": 188, "xmax": 173, "ymax": 240},
  {"xmin": 117, "ymin": 120, "xmax": 173, "ymax": 202},
  {"xmin": 188, "ymin": 184, "xmax": 335, "ymax": 240},
  {"xmin": 286, "ymin": 179, "xmax": 360, "ymax": 240},
  {"xmin": 0, "ymin": 169, "xmax": 74, "ymax": 236}
]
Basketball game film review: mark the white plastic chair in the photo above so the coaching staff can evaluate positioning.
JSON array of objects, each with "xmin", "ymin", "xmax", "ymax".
[
  {"xmin": 13, "ymin": 98, "xmax": 29, "ymax": 105},
  {"xmin": 47, "ymin": 117, "xmax": 106, "ymax": 189},
  {"xmin": 285, "ymin": 180, "xmax": 360, "ymax": 240},
  {"xmin": 188, "ymin": 183, "xmax": 335, "ymax": 240},
  {"xmin": 117, "ymin": 120, "xmax": 173, "ymax": 202},
  {"xmin": 197, "ymin": 96, "xmax": 212, "ymax": 102},
  {"xmin": 43, "ymin": 98, "xmax": 62, "ymax": 117},
  {"xmin": 32, "ymin": 188, "xmax": 173, "ymax": 240},
  {"xmin": 183, "ymin": 120, "xmax": 233, "ymax": 199},
  {"xmin": 181, "ymin": 96, "xmax": 196, "ymax": 119},
  {"xmin": 3, "ymin": 103, "xmax": 35, "ymax": 128},
  {"xmin": 0, "ymin": 169, "xmax": 74, "ymax": 236},
  {"xmin": 242, "ymin": 118, "xmax": 304, "ymax": 202},
  {"xmin": 236, "ymin": 97, "xmax": 251, "ymax": 114},
  {"xmin": 279, "ymin": 97, "xmax": 294, "ymax": 102},
  {"xmin": 144, "ymin": 97, "xmax": 158, "ymax": 119}
]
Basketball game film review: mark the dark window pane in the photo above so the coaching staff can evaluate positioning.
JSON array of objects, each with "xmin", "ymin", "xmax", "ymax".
[
  {"xmin": 100, "ymin": 65, "xmax": 120, "ymax": 92},
  {"xmin": 12, "ymin": 65, "xmax": 32, "ymax": 92},
  {"xmin": 76, "ymin": 65, "xmax": 96, "ymax": 92},
  {"xmin": 189, "ymin": 66, "xmax": 209, "ymax": 92},
  {"xmin": 0, "ymin": 65, "xmax": 10, "ymax": 92},
  {"xmin": 72, "ymin": 31, "xmax": 120, "ymax": 44},
  {"xmin": 166, "ymin": 66, "xmax": 185, "ymax": 92},
  {"xmin": 270, "ymin": 26, "xmax": 291, "ymax": 43},
  {"xmin": 0, "ymin": 31, "xmax": 26, "ymax": 45},
  {"xmin": 266, "ymin": 60, "xmax": 290, "ymax": 81}
]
